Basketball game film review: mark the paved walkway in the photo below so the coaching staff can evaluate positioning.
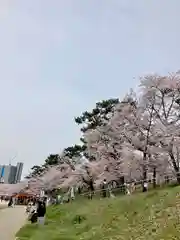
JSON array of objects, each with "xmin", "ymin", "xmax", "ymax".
[{"xmin": 0, "ymin": 206, "xmax": 27, "ymax": 240}]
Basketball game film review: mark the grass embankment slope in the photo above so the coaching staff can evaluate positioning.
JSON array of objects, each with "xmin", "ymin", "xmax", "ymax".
[{"xmin": 17, "ymin": 186, "xmax": 180, "ymax": 240}]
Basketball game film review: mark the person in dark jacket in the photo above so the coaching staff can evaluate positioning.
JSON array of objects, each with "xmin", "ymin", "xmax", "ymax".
[
  {"xmin": 37, "ymin": 200, "xmax": 46, "ymax": 225},
  {"xmin": 101, "ymin": 179, "xmax": 108, "ymax": 198},
  {"xmin": 8, "ymin": 197, "xmax": 13, "ymax": 207}
]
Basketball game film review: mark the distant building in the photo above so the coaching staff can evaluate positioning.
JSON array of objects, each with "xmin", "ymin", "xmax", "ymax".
[
  {"xmin": 15, "ymin": 162, "xmax": 24, "ymax": 183},
  {"xmin": 0, "ymin": 162, "xmax": 24, "ymax": 184}
]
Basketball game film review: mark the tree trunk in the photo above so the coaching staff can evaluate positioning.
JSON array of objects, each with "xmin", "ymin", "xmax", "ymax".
[
  {"xmin": 169, "ymin": 152, "xmax": 180, "ymax": 184},
  {"xmin": 153, "ymin": 167, "xmax": 156, "ymax": 188},
  {"xmin": 176, "ymin": 172, "xmax": 180, "ymax": 184},
  {"xmin": 142, "ymin": 152, "xmax": 147, "ymax": 192},
  {"xmin": 143, "ymin": 152, "xmax": 147, "ymax": 177},
  {"xmin": 164, "ymin": 175, "xmax": 169, "ymax": 184},
  {"xmin": 78, "ymin": 186, "xmax": 81, "ymax": 194}
]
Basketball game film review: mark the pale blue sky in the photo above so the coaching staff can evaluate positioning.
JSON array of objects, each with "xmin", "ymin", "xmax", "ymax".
[{"xmin": 0, "ymin": 0, "xmax": 179, "ymax": 176}]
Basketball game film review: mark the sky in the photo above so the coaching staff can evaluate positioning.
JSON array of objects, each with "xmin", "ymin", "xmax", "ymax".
[{"xmin": 0, "ymin": 0, "xmax": 180, "ymax": 177}]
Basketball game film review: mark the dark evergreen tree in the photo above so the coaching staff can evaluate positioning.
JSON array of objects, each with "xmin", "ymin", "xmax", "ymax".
[{"xmin": 75, "ymin": 98, "xmax": 119, "ymax": 132}]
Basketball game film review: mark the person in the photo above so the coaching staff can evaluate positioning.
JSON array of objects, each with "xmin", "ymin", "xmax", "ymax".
[
  {"xmin": 26, "ymin": 202, "xmax": 33, "ymax": 213},
  {"xmin": 63, "ymin": 189, "xmax": 70, "ymax": 203},
  {"xmin": 37, "ymin": 200, "xmax": 46, "ymax": 225},
  {"xmin": 28, "ymin": 209, "xmax": 38, "ymax": 224},
  {"xmin": 8, "ymin": 197, "xmax": 13, "ymax": 207},
  {"xmin": 125, "ymin": 183, "xmax": 131, "ymax": 195},
  {"xmin": 12, "ymin": 197, "xmax": 16, "ymax": 207},
  {"xmin": 108, "ymin": 185, "xmax": 115, "ymax": 198},
  {"xmin": 102, "ymin": 179, "xmax": 108, "ymax": 198},
  {"xmin": 143, "ymin": 181, "xmax": 148, "ymax": 192},
  {"xmin": 70, "ymin": 186, "xmax": 75, "ymax": 201},
  {"xmin": 131, "ymin": 182, "xmax": 136, "ymax": 194},
  {"xmin": 46, "ymin": 197, "xmax": 51, "ymax": 206},
  {"xmin": 56, "ymin": 195, "xmax": 61, "ymax": 204}
]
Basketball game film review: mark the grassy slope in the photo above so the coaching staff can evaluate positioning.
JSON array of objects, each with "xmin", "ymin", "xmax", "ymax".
[{"xmin": 16, "ymin": 186, "xmax": 180, "ymax": 240}]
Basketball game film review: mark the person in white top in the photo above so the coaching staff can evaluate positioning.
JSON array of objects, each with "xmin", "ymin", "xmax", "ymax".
[
  {"xmin": 70, "ymin": 186, "xmax": 75, "ymax": 200},
  {"xmin": 143, "ymin": 181, "xmax": 148, "ymax": 192},
  {"xmin": 126, "ymin": 184, "xmax": 131, "ymax": 195}
]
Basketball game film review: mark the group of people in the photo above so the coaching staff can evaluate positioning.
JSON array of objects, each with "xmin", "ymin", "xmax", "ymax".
[
  {"xmin": 27, "ymin": 198, "xmax": 47, "ymax": 225},
  {"xmin": 99, "ymin": 179, "xmax": 148, "ymax": 198}
]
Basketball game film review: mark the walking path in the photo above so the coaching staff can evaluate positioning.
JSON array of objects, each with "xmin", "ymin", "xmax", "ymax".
[{"xmin": 0, "ymin": 205, "xmax": 27, "ymax": 240}]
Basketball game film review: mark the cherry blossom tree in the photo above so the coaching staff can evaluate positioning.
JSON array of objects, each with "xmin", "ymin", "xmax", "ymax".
[
  {"xmin": 83, "ymin": 79, "xmax": 174, "ymax": 188},
  {"xmin": 0, "ymin": 182, "xmax": 28, "ymax": 196},
  {"xmin": 98, "ymin": 96, "xmax": 154, "ymax": 183},
  {"xmin": 83, "ymin": 126, "xmax": 123, "ymax": 183},
  {"xmin": 13, "ymin": 71, "xmax": 180, "ymax": 197},
  {"xmin": 140, "ymin": 73, "xmax": 180, "ymax": 183}
]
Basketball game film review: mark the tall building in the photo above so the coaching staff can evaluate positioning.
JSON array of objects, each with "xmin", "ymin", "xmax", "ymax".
[
  {"xmin": 15, "ymin": 162, "xmax": 24, "ymax": 183},
  {"xmin": 0, "ymin": 162, "xmax": 24, "ymax": 184}
]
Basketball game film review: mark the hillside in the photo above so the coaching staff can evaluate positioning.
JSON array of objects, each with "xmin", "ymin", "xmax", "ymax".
[{"xmin": 17, "ymin": 186, "xmax": 180, "ymax": 240}]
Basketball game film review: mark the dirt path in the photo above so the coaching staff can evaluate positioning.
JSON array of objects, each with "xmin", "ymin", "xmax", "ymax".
[{"xmin": 0, "ymin": 206, "xmax": 27, "ymax": 240}]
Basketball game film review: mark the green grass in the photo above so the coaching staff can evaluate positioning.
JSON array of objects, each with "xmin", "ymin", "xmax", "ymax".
[{"xmin": 16, "ymin": 186, "xmax": 180, "ymax": 240}]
